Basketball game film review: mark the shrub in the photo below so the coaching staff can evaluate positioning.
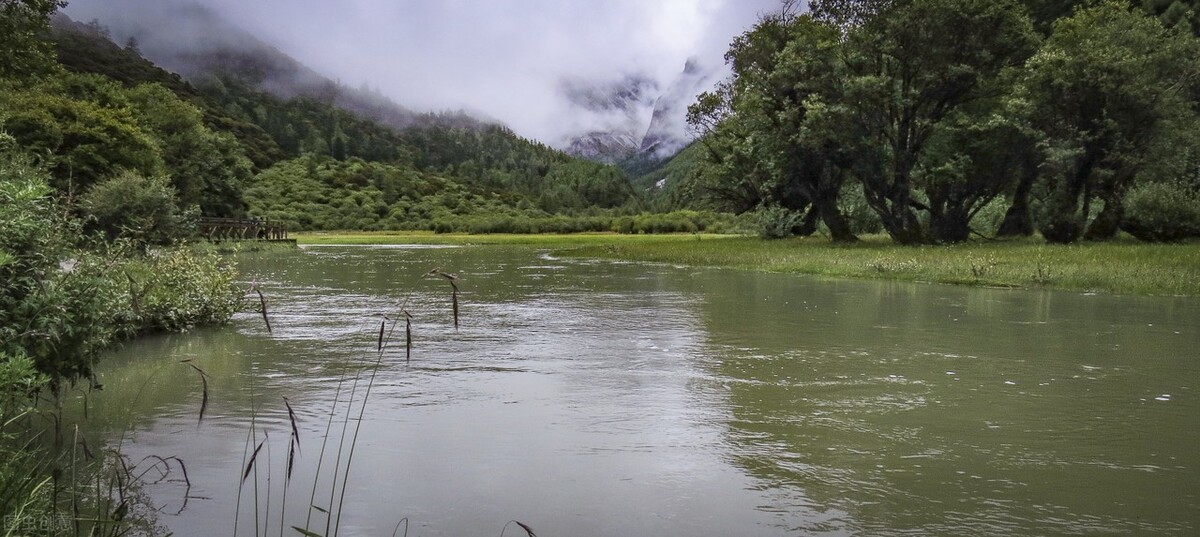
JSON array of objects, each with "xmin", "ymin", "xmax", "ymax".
[
  {"xmin": 124, "ymin": 248, "xmax": 243, "ymax": 332},
  {"xmin": 81, "ymin": 171, "xmax": 184, "ymax": 246},
  {"xmin": 839, "ymin": 183, "xmax": 884, "ymax": 234},
  {"xmin": 753, "ymin": 205, "xmax": 806, "ymax": 239},
  {"xmin": 971, "ymin": 196, "xmax": 1010, "ymax": 236},
  {"xmin": 1122, "ymin": 181, "xmax": 1200, "ymax": 242}
]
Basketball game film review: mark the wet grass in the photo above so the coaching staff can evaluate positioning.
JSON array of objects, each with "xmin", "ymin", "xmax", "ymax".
[
  {"xmin": 296, "ymin": 232, "xmax": 1200, "ymax": 296},
  {"xmin": 570, "ymin": 235, "xmax": 1200, "ymax": 296}
]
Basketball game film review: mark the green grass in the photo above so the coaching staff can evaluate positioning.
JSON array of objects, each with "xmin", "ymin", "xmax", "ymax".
[{"xmin": 295, "ymin": 232, "xmax": 1200, "ymax": 296}]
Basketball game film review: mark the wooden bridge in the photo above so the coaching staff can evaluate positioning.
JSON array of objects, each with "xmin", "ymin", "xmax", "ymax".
[{"xmin": 197, "ymin": 216, "xmax": 289, "ymax": 241}]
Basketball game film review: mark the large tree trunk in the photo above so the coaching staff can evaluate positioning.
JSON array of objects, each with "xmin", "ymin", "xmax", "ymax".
[
  {"xmin": 1039, "ymin": 147, "xmax": 1099, "ymax": 244},
  {"xmin": 996, "ymin": 158, "xmax": 1037, "ymax": 237},
  {"xmin": 862, "ymin": 181, "xmax": 927, "ymax": 244},
  {"xmin": 815, "ymin": 195, "xmax": 858, "ymax": 243},
  {"xmin": 791, "ymin": 204, "xmax": 821, "ymax": 237},
  {"xmin": 1084, "ymin": 192, "xmax": 1123, "ymax": 240},
  {"xmin": 930, "ymin": 208, "xmax": 971, "ymax": 243}
]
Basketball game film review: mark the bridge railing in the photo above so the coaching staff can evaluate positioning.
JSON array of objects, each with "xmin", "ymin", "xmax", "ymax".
[{"xmin": 197, "ymin": 217, "xmax": 288, "ymax": 241}]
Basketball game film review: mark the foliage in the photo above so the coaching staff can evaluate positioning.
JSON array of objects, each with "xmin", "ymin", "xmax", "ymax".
[
  {"xmin": 195, "ymin": 74, "xmax": 639, "ymax": 213},
  {"xmin": 1122, "ymin": 181, "xmax": 1200, "ymax": 241},
  {"xmin": 0, "ymin": 352, "xmax": 45, "ymax": 418},
  {"xmin": 0, "ymin": 148, "xmax": 108, "ymax": 388},
  {"xmin": 0, "ymin": 71, "xmax": 256, "ymax": 215},
  {"xmin": 683, "ymin": 0, "xmax": 1200, "ymax": 245},
  {"xmin": 753, "ymin": 205, "xmax": 809, "ymax": 239},
  {"xmin": 837, "ymin": 182, "xmax": 884, "ymax": 235},
  {"xmin": 1, "ymin": 147, "xmax": 240, "ymax": 390},
  {"xmin": 123, "ymin": 82, "xmax": 253, "ymax": 215},
  {"xmin": 837, "ymin": 0, "xmax": 1039, "ymax": 243},
  {"xmin": 1022, "ymin": 0, "xmax": 1200, "ymax": 243},
  {"xmin": 81, "ymin": 171, "xmax": 186, "ymax": 245},
  {"xmin": 1143, "ymin": 0, "xmax": 1200, "ymax": 35},
  {"xmin": 689, "ymin": 10, "xmax": 858, "ymax": 241},
  {"xmin": 0, "ymin": 0, "xmax": 66, "ymax": 79},
  {"xmin": 0, "ymin": 74, "xmax": 163, "ymax": 193},
  {"xmin": 245, "ymin": 155, "xmax": 668, "ymax": 234},
  {"xmin": 124, "ymin": 247, "xmax": 243, "ymax": 332}
]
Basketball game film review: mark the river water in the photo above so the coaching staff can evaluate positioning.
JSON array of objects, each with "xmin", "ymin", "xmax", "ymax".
[{"xmin": 71, "ymin": 244, "xmax": 1200, "ymax": 536}]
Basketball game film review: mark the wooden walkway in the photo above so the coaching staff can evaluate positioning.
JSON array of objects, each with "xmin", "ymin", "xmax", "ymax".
[{"xmin": 197, "ymin": 217, "xmax": 288, "ymax": 241}]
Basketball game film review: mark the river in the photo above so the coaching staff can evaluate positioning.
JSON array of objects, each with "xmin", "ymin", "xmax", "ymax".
[{"xmin": 69, "ymin": 244, "xmax": 1200, "ymax": 536}]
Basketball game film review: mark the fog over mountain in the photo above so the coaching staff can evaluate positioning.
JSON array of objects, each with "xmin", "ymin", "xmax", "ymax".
[{"xmin": 63, "ymin": 0, "xmax": 780, "ymax": 154}]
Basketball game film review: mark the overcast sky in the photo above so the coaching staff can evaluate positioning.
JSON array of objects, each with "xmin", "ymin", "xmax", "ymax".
[{"xmin": 64, "ymin": 0, "xmax": 781, "ymax": 146}]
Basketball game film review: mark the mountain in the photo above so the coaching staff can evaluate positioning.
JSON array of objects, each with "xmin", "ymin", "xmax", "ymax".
[
  {"xmin": 562, "ymin": 58, "xmax": 718, "ymax": 167},
  {"xmin": 560, "ymin": 74, "xmax": 657, "ymax": 163},
  {"xmin": 65, "ymin": 1, "xmax": 489, "ymax": 133},
  {"xmin": 39, "ymin": 10, "xmax": 639, "ymax": 227},
  {"xmin": 639, "ymin": 58, "xmax": 710, "ymax": 159}
]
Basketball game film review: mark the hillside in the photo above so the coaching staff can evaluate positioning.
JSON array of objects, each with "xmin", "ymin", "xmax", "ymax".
[{"xmin": 37, "ymin": 13, "xmax": 643, "ymax": 229}]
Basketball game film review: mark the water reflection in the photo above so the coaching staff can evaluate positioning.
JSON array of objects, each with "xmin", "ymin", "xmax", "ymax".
[{"xmin": 62, "ymin": 245, "xmax": 1200, "ymax": 536}]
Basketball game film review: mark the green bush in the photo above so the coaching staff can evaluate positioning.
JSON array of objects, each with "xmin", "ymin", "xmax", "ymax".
[
  {"xmin": 839, "ymin": 183, "xmax": 884, "ymax": 234},
  {"xmin": 1122, "ymin": 181, "xmax": 1200, "ymax": 242},
  {"xmin": 124, "ymin": 248, "xmax": 243, "ymax": 332},
  {"xmin": 81, "ymin": 171, "xmax": 185, "ymax": 246},
  {"xmin": 0, "ymin": 352, "xmax": 46, "ymax": 419},
  {"xmin": 2, "ymin": 147, "xmax": 241, "ymax": 390},
  {"xmin": 1, "ymin": 151, "xmax": 119, "ymax": 387},
  {"xmin": 971, "ymin": 196, "xmax": 1011, "ymax": 236},
  {"xmin": 753, "ymin": 205, "xmax": 806, "ymax": 239}
]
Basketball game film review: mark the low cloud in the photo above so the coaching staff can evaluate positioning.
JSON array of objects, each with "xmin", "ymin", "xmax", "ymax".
[{"xmin": 64, "ymin": 0, "xmax": 780, "ymax": 147}]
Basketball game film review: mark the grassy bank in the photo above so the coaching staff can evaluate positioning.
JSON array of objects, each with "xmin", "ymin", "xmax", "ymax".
[{"xmin": 294, "ymin": 232, "xmax": 1200, "ymax": 296}]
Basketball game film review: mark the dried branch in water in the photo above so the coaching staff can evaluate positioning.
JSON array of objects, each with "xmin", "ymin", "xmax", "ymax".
[{"xmin": 404, "ymin": 311, "xmax": 413, "ymax": 362}]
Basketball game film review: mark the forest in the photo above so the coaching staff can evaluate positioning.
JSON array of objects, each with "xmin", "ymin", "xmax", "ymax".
[{"xmin": 675, "ymin": 0, "xmax": 1200, "ymax": 244}]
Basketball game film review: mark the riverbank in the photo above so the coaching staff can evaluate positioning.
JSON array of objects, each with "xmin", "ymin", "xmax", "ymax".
[{"xmin": 294, "ymin": 232, "xmax": 1200, "ymax": 296}]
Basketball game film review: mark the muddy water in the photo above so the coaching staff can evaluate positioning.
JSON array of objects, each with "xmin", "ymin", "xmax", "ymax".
[{"xmin": 73, "ymin": 245, "xmax": 1200, "ymax": 536}]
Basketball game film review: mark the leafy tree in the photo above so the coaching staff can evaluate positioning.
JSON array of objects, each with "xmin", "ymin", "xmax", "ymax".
[
  {"xmin": 124, "ymin": 83, "xmax": 253, "ymax": 215},
  {"xmin": 1021, "ymin": 1, "xmax": 1200, "ymax": 243},
  {"xmin": 1142, "ymin": 0, "xmax": 1200, "ymax": 34},
  {"xmin": 690, "ymin": 10, "xmax": 858, "ymax": 241},
  {"xmin": 0, "ymin": 0, "xmax": 65, "ymax": 79},
  {"xmin": 830, "ymin": 0, "xmax": 1038, "ymax": 243},
  {"xmin": 914, "ymin": 92, "xmax": 1041, "ymax": 242},
  {"xmin": 0, "ymin": 74, "xmax": 163, "ymax": 193},
  {"xmin": 808, "ymin": 0, "xmax": 895, "ymax": 29},
  {"xmin": 80, "ymin": 171, "xmax": 184, "ymax": 246}
]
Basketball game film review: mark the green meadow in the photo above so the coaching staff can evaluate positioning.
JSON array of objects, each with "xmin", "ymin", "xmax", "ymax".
[{"xmin": 295, "ymin": 232, "xmax": 1200, "ymax": 296}]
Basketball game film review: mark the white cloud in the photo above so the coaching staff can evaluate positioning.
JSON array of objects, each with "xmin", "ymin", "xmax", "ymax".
[{"xmin": 64, "ymin": 0, "xmax": 780, "ymax": 146}]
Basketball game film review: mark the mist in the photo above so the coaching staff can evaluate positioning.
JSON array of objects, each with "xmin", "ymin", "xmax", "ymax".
[{"xmin": 62, "ymin": 0, "xmax": 780, "ymax": 149}]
